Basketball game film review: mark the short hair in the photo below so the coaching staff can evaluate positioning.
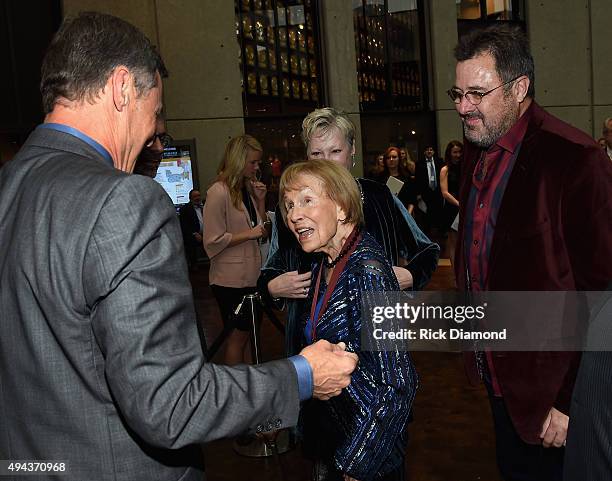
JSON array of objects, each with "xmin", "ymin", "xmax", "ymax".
[
  {"xmin": 189, "ymin": 189, "xmax": 200, "ymax": 200},
  {"xmin": 40, "ymin": 12, "xmax": 167, "ymax": 113},
  {"xmin": 603, "ymin": 118, "xmax": 612, "ymax": 135},
  {"xmin": 279, "ymin": 159, "xmax": 364, "ymax": 227},
  {"xmin": 217, "ymin": 135, "xmax": 263, "ymax": 209},
  {"xmin": 454, "ymin": 23, "xmax": 535, "ymax": 98},
  {"xmin": 301, "ymin": 107, "xmax": 356, "ymax": 149}
]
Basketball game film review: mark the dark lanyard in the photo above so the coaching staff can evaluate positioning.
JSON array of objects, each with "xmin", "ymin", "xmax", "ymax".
[
  {"xmin": 309, "ymin": 228, "xmax": 362, "ymax": 341},
  {"xmin": 242, "ymin": 187, "xmax": 257, "ymax": 226}
]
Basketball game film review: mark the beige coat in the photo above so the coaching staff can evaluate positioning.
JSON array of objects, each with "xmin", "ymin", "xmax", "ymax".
[{"xmin": 203, "ymin": 181, "xmax": 262, "ymax": 287}]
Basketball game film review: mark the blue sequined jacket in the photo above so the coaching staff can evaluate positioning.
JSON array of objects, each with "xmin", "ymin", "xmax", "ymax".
[{"xmin": 300, "ymin": 232, "xmax": 418, "ymax": 481}]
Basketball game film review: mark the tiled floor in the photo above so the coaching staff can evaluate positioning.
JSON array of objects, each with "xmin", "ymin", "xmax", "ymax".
[{"xmin": 191, "ymin": 260, "xmax": 502, "ymax": 481}]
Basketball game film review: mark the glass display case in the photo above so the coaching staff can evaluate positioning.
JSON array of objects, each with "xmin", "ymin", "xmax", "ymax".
[
  {"xmin": 353, "ymin": 0, "xmax": 427, "ymax": 113},
  {"xmin": 457, "ymin": 0, "xmax": 524, "ymax": 21},
  {"xmin": 236, "ymin": 0, "xmax": 323, "ymax": 116},
  {"xmin": 456, "ymin": 0, "xmax": 526, "ymax": 43}
]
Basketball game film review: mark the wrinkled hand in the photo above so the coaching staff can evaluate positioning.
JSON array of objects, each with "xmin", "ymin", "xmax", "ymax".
[
  {"xmin": 251, "ymin": 180, "xmax": 267, "ymax": 202},
  {"xmin": 248, "ymin": 224, "xmax": 267, "ymax": 240},
  {"xmin": 299, "ymin": 340, "xmax": 358, "ymax": 400},
  {"xmin": 343, "ymin": 475, "xmax": 359, "ymax": 481},
  {"xmin": 268, "ymin": 270, "xmax": 311, "ymax": 299},
  {"xmin": 540, "ymin": 407, "xmax": 568, "ymax": 448},
  {"xmin": 392, "ymin": 266, "xmax": 414, "ymax": 289}
]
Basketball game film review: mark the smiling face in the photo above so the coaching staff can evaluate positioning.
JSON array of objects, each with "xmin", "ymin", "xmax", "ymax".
[
  {"xmin": 306, "ymin": 127, "xmax": 355, "ymax": 169},
  {"xmin": 454, "ymin": 53, "xmax": 520, "ymax": 148},
  {"xmin": 283, "ymin": 173, "xmax": 347, "ymax": 258}
]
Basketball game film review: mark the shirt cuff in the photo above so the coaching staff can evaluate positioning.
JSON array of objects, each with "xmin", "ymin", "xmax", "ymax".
[{"xmin": 288, "ymin": 355, "xmax": 313, "ymax": 402}]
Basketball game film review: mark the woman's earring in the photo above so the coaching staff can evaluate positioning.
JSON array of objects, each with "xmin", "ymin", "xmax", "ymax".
[{"xmin": 351, "ymin": 153, "xmax": 356, "ymax": 168}]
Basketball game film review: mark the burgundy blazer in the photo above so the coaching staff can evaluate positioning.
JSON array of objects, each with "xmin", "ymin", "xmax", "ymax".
[{"xmin": 455, "ymin": 102, "xmax": 612, "ymax": 443}]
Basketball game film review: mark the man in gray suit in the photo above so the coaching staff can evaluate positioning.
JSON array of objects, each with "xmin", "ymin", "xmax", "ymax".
[{"xmin": 0, "ymin": 12, "xmax": 357, "ymax": 481}]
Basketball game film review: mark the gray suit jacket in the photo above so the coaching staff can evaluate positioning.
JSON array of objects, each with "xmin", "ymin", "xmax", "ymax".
[{"xmin": 0, "ymin": 127, "xmax": 299, "ymax": 481}]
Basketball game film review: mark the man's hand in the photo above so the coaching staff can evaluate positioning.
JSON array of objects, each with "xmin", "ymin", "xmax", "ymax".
[
  {"xmin": 194, "ymin": 233, "xmax": 203, "ymax": 243},
  {"xmin": 540, "ymin": 407, "xmax": 569, "ymax": 448},
  {"xmin": 268, "ymin": 271, "xmax": 311, "ymax": 299},
  {"xmin": 392, "ymin": 266, "xmax": 414, "ymax": 289},
  {"xmin": 299, "ymin": 340, "xmax": 358, "ymax": 400}
]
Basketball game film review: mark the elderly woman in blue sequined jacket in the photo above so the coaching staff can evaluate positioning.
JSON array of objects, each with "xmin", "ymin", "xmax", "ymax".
[
  {"xmin": 258, "ymin": 107, "xmax": 439, "ymax": 358},
  {"xmin": 279, "ymin": 159, "xmax": 418, "ymax": 481}
]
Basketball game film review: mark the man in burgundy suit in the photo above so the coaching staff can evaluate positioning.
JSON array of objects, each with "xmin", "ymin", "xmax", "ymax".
[{"xmin": 448, "ymin": 24, "xmax": 612, "ymax": 481}]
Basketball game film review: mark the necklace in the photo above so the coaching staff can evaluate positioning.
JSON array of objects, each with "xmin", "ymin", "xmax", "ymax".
[{"xmin": 323, "ymin": 226, "xmax": 361, "ymax": 269}]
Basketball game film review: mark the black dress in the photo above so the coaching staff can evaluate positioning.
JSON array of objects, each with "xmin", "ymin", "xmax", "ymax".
[
  {"xmin": 442, "ymin": 162, "xmax": 461, "ymax": 231},
  {"xmin": 386, "ymin": 174, "xmax": 417, "ymax": 212}
]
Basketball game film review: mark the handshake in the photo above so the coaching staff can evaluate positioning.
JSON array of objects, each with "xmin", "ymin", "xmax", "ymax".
[{"xmin": 299, "ymin": 340, "xmax": 359, "ymax": 400}]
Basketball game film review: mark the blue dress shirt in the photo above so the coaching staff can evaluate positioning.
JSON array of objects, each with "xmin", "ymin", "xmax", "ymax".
[{"xmin": 288, "ymin": 355, "xmax": 313, "ymax": 401}]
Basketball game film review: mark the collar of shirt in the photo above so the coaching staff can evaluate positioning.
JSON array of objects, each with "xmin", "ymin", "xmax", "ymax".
[
  {"xmin": 491, "ymin": 102, "xmax": 533, "ymax": 154},
  {"xmin": 37, "ymin": 123, "xmax": 114, "ymax": 167}
]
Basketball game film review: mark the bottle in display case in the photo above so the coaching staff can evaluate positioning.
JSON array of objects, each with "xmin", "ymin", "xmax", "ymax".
[
  {"xmin": 259, "ymin": 74, "xmax": 268, "ymax": 95},
  {"xmin": 242, "ymin": 17, "xmax": 252, "ymax": 39},
  {"xmin": 257, "ymin": 46, "xmax": 267, "ymax": 68}
]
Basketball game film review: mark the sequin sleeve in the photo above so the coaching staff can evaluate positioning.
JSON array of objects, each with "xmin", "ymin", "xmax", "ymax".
[{"xmin": 334, "ymin": 258, "xmax": 418, "ymax": 480}]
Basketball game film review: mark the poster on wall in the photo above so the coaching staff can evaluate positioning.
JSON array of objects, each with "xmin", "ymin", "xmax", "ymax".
[{"xmin": 153, "ymin": 139, "xmax": 199, "ymax": 205}]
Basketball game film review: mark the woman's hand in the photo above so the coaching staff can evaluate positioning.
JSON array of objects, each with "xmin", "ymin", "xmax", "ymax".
[
  {"xmin": 226, "ymin": 224, "xmax": 266, "ymax": 247},
  {"xmin": 392, "ymin": 265, "xmax": 414, "ymax": 289},
  {"xmin": 267, "ymin": 270, "xmax": 311, "ymax": 298},
  {"xmin": 250, "ymin": 180, "xmax": 267, "ymax": 203},
  {"xmin": 343, "ymin": 474, "xmax": 359, "ymax": 481},
  {"xmin": 248, "ymin": 224, "xmax": 267, "ymax": 240}
]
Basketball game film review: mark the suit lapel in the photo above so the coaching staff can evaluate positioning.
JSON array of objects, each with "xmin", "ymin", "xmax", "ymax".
[{"xmin": 487, "ymin": 106, "xmax": 545, "ymax": 284}]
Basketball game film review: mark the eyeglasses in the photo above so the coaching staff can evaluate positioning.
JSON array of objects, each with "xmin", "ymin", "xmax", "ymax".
[
  {"xmin": 447, "ymin": 76, "xmax": 522, "ymax": 105},
  {"xmin": 146, "ymin": 133, "xmax": 173, "ymax": 149}
]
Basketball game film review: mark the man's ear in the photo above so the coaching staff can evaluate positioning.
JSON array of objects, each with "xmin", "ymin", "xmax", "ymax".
[
  {"xmin": 514, "ymin": 75, "xmax": 530, "ymax": 103},
  {"xmin": 111, "ymin": 66, "xmax": 132, "ymax": 112}
]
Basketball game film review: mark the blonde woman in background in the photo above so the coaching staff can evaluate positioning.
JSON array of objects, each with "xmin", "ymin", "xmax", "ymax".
[
  {"xmin": 203, "ymin": 135, "xmax": 268, "ymax": 365},
  {"xmin": 399, "ymin": 148, "xmax": 416, "ymax": 176}
]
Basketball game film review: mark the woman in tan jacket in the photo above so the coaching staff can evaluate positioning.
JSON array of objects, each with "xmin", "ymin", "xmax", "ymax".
[{"xmin": 203, "ymin": 135, "xmax": 267, "ymax": 364}]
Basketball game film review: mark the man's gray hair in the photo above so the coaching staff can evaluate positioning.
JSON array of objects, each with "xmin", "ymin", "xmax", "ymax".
[{"xmin": 40, "ymin": 12, "xmax": 167, "ymax": 114}]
